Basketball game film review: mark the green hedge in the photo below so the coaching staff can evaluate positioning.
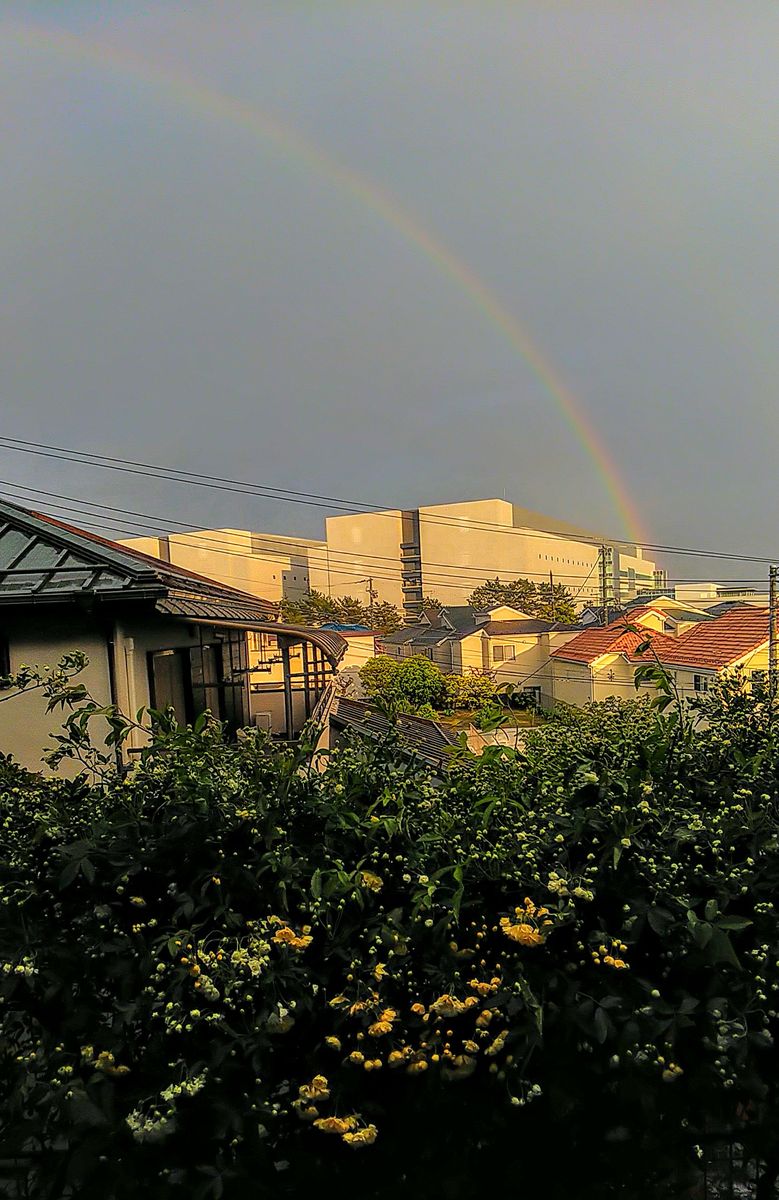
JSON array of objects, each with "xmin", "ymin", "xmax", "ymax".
[{"xmin": 2, "ymin": 676, "xmax": 779, "ymax": 1197}]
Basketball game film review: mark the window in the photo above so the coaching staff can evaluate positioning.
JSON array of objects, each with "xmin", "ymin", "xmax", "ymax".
[
  {"xmin": 492, "ymin": 644, "xmax": 515, "ymax": 662},
  {"xmin": 693, "ymin": 674, "xmax": 709, "ymax": 693}
]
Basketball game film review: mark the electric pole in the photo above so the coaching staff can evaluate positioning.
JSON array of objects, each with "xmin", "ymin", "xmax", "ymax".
[
  {"xmin": 549, "ymin": 569, "xmax": 557, "ymax": 623},
  {"xmin": 366, "ymin": 576, "xmax": 377, "ymax": 627},
  {"xmin": 599, "ymin": 546, "xmax": 613, "ymax": 623}
]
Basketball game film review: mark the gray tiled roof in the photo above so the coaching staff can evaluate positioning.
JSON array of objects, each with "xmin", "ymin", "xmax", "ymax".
[
  {"xmin": 0, "ymin": 498, "xmax": 276, "ymax": 620},
  {"xmin": 331, "ymin": 697, "xmax": 457, "ymax": 768}
]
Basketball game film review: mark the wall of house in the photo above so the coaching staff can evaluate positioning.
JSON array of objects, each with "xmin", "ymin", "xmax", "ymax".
[
  {"xmin": 1, "ymin": 611, "xmax": 114, "ymax": 774},
  {"xmin": 338, "ymin": 634, "xmax": 378, "ymax": 670},
  {"xmin": 591, "ymin": 657, "xmax": 639, "ymax": 702},
  {"xmin": 550, "ymin": 658, "xmax": 594, "ymax": 706}
]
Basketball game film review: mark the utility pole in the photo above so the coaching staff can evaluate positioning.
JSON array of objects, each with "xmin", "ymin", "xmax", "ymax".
[
  {"xmin": 549, "ymin": 570, "xmax": 557, "ymax": 623},
  {"xmin": 366, "ymin": 576, "xmax": 377, "ymax": 627},
  {"xmin": 598, "ymin": 545, "xmax": 613, "ymax": 623},
  {"xmin": 770, "ymin": 565, "xmax": 778, "ymax": 705}
]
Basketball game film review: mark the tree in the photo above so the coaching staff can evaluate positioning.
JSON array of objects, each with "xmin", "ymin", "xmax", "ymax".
[
  {"xmin": 534, "ymin": 580, "xmax": 578, "ymax": 624},
  {"xmin": 369, "ymin": 602, "xmax": 403, "ymax": 634},
  {"xmin": 280, "ymin": 590, "xmax": 402, "ymax": 634},
  {"xmin": 468, "ymin": 577, "xmax": 537, "ymax": 612},
  {"xmin": 467, "ymin": 577, "xmax": 578, "ymax": 624}
]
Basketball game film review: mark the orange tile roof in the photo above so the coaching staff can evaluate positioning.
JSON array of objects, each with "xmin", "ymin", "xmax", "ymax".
[
  {"xmin": 552, "ymin": 606, "xmax": 770, "ymax": 671},
  {"xmin": 550, "ymin": 609, "xmax": 669, "ymax": 665},
  {"xmin": 653, "ymin": 606, "xmax": 769, "ymax": 670}
]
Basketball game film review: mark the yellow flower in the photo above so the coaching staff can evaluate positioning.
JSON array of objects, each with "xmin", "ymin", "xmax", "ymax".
[
  {"xmin": 475, "ymin": 1010, "xmax": 494, "ymax": 1028},
  {"xmin": 342, "ymin": 1124, "xmax": 378, "ymax": 1148},
  {"xmin": 299, "ymin": 1075, "xmax": 330, "ymax": 1102},
  {"xmin": 441, "ymin": 1055, "xmax": 477, "ymax": 1082},
  {"xmin": 484, "ymin": 1030, "xmax": 508, "ymax": 1058},
  {"xmin": 129, "ymin": 896, "xmax": 146, "ymax": 908},
  {"xmin": 468, "ymin": 979, "xmax": 497, "ymax": 996},
  {"xmin": 360, "ymin": 871, "xmax": 384, "ymax": 893},
  {"xmin": 292, "ymin": 1099, "xmax": 319, "ymax": 1122},
  {"xmin": 325, "ymin": 1036, "xmax": 342, "ymax": 1051},
  {"xmin": 406, "ymin": 1059, "xmax": 428, "ymax": 1076},
  {"xmin": 463, "ymin": 1039, "xmax": 479, "ymax": 1054},
  {"xmin": 314, "ymin": 1115, "xmax": 359, "ymax": 1134},
  {"xmin": 388, "ymin": 1048, "xmax": 411, "ymax": 1067},
  {"xmin": 429, "ymin": 994, "xmax": 467, "ymax": 1018},
  {"xmin": 349, "ymin": 1050, "xmax": 365, "ymax": 1065},
  {"xmin": 662, "ymin": 1062, "xmax": 683, "ymax": 1082},
  {"xmin": 410, "ymin": 1002, "xmax": 426, "ymax": 1015},
  {"xmin": 380, "ymin": 1008, "xmax": 398, "ymax": 1023},
  {"xmin": 500, "ymin": 918, "xmax": 545, "ymax": 946},
  {"xmin": 349, "ymin": 1000, "xmax": 369, "ymax": 1016},
  {"xmin": 373, "ymin": 963, "xmax": 388, "ymax": 981},
  {"xmin": 328, "ymin": 994, "xmax": 349, "ymax": 1008},
  {"xmin": 368, "ymin": 1020, "xmax": 393, "ymax": 1037},
  {"xmin": 272, "ymin": 927, "xmax": 312, "ymax": 952}
]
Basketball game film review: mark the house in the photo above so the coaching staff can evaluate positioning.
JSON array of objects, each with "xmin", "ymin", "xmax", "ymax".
[
  {"xmin": 319, "ymin": 624, "xmax": 380, "ymax": 670},
  {"xmin": 650, "ymin": 606, "xmax": 770, "ymax": 698},
  {"xmin": 0, "ymin": 499, "xmax": 345, "ymax": 772},
  {"xmin": 377, "ymin": 603, "xmax": 580, "ymax": 707},
  {"xmin": 550, "ymin": 604, "xmax": 769, "ymax": 706}
]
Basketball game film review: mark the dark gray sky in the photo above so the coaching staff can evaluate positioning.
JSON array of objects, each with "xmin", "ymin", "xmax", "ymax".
[{"xmin": 2, "ymin": 1, "xmax": 778, "ymax": 584}]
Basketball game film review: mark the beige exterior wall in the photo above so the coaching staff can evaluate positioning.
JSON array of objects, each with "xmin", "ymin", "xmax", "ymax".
[
  {"xmin": 121, "ymin": 530, "xmax": 327, "ymax": 605},
  {"xmin": 550, "ymin": 658, "xmax": 594, "ymax": 707},
  {"xmin": 338, "ymin": 634, "xmax": 378, "ymax": 671},
  {"xmin": 1, "ymin": 611, "xmax": 114, "ymax": 775},
  {"xmin": 417, "ymin": 500, "xmax": 604, "ymax": 607},
  {"xmin": 309, "ymin": 510, "xmax": 407, "ymax": 609}
]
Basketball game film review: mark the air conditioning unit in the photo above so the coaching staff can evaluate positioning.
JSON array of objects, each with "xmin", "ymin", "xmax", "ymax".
[{"xmin": 253, "ymin": 712, "xmax": 273, "ymax": 732}]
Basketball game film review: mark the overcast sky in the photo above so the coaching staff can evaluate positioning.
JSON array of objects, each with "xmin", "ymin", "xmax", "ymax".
[{"xmin": 2, "ymin": 2, "xmax": 778, "ymax": 585}]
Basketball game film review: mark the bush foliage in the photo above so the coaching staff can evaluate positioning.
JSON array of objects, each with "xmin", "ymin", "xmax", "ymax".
[
  {"xmin": 359, "ymin": 654, "xmax": 497, "ymax": 716},
  {"xmin": 3, "ymin": 672, "xmax": 779, "ymax": 1196}
]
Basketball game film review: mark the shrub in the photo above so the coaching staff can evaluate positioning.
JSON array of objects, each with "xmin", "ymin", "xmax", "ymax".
[
  {"xmin": 359, "ymin": 655, "xmax": 446, "ymax": 709},
  {"xmin": 442, "ymin": 672, "xmax": 496, "ymax": 712},
  {"xmin": 4, "ymin": 680, "xmax": 779, "ymax": 1196}
]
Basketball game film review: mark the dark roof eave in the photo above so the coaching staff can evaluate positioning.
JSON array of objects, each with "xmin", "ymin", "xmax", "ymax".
[{"xmin": 0, "ymin": 586, "xmax": 167, "ymax": 607}]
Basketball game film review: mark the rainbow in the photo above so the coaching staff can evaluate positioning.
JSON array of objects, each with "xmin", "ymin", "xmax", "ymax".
[{"xmin": 6, "ymin": 19, "xmax": 649, "ymax": 545}]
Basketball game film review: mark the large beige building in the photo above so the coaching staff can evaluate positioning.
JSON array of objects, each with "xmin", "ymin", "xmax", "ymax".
[
  {"xmin": 310, "ymin": 499, "xmax": 658, "ymax": 620},
  {"xmin": 122, "ymin": 529, "xmax": 328, "ymax": 606}
]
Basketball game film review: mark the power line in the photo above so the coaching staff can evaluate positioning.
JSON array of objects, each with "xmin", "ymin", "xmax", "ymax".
[
  {"xmin": 0, "ymin": 486, "xmax": 607, "ymax": 596},
  {"xmin": 0, "ymin": 480, "xmax": 614, "ymax": 589},
  {"xmin": 3, "ymin": 433, "xmax": 777, "ymax": 564},
  {"xmin": 0, "ymin": 484, "xmax": 768, "ymax": 611},
  {"xmin": 0, "ymin": 484, "xmax": 763, "ymax": 609}
]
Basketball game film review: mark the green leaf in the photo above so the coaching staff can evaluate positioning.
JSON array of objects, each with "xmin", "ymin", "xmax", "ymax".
[
  {"xmin": 707, "ymin": 927, "xmax": 741, "ymax": 969},
  {"xmin": 310, "ymin": 868, "xmax": 322, "ymax": 900},
  {"xmin": 704, "ymin": 899, "xmax": 718, "ymax": 922},
  {"xmin": 594, "ymin": 1006, "xmax": 610, "ymax": 1044},
  {"xmin": 647, "ymin": 907, "xmax": 674, "ymax": 935},
  {"xmin": 717, "ymin": 916, "xmax": 753, "ymax": 932}
]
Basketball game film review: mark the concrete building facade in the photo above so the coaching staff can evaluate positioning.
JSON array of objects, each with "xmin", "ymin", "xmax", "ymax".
[{"xmin": 311, "ymin": 499, "xmax": 658, "ymax": 619}]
